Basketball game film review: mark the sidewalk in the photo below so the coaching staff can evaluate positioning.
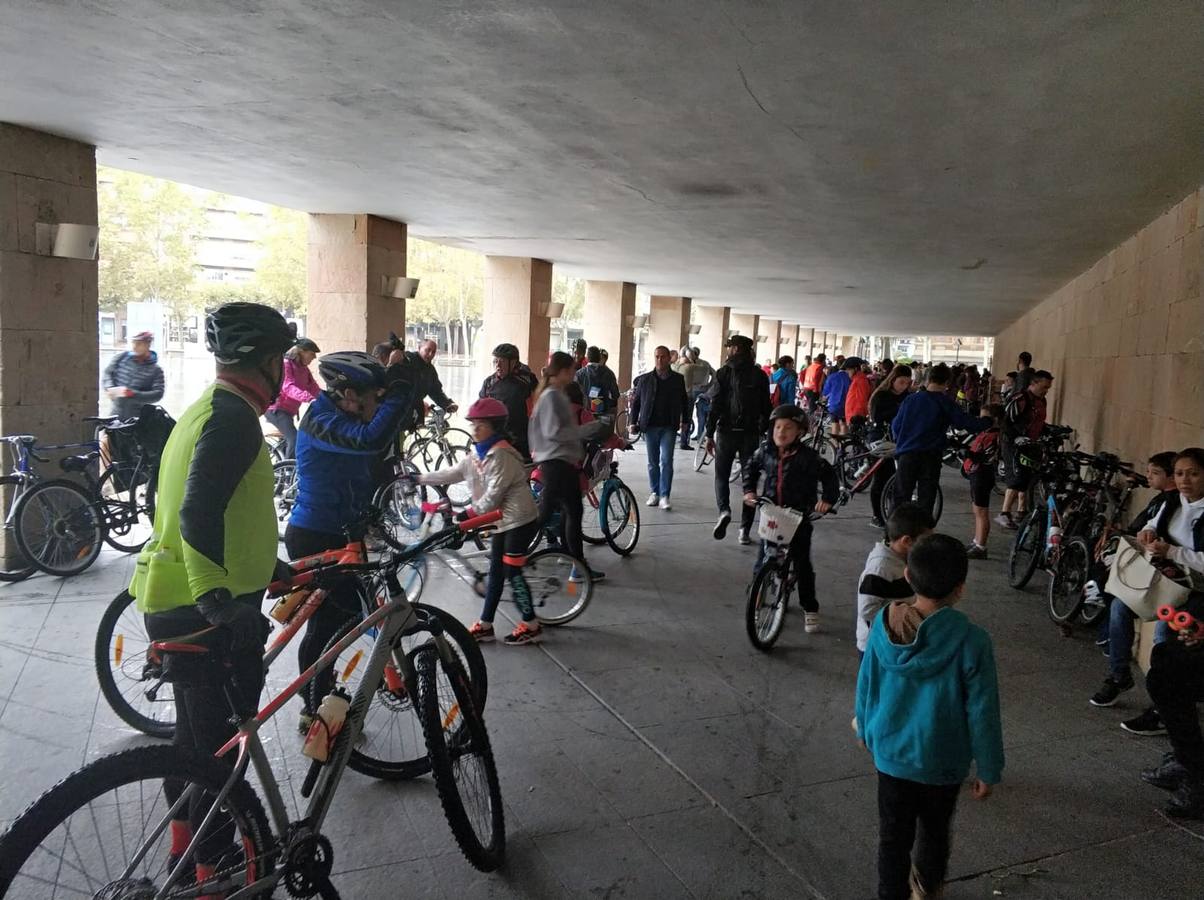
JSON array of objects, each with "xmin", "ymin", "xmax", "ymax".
[{"xmin": 0, "ymin": 449, "xmax": 1197, "ymax": 898}]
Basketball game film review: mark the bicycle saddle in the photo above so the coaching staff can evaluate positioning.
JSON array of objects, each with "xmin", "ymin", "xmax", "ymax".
[{"xmin": 60, "ymin": 451, "xmax": 99, "ymax": 473}]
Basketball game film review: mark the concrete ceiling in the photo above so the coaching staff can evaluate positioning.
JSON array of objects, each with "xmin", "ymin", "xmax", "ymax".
[{"xmin": 2, "ymin": 1, "xmax": 1202, "ymax": 335}]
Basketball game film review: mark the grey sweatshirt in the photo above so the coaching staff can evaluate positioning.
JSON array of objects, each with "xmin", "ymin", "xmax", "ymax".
[{"xmin": 528, "ymin": 386, "xmax": 608, "ymax": 465}]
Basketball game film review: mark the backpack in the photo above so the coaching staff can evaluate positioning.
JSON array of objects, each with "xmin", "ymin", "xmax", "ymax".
[
  {"xmin": 962, "ymin": 428, "xmax": 1000, "ymax": 477},
  {"xmin": 769, "ymin": 380, "xmax": 781, "ymax": 408},
  {"xmin": 1002, "ymin": 391, "xmax": 1030, "ymax": 439}
]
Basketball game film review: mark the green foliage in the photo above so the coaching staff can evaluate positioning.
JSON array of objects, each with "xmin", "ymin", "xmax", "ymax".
[
  {"xmin": 253, "ymin": 206, "xmax": 307, "ymax": 315},
  {"xmin": 195, "ymin": 283, "xmax": 264, "ymax": 308},
  {"xmin": 98, "ymin": 167, "xmax": 206, "ymax": 317},
  {"xmin": 406, "ymin": 238, "xmax": 483, "ymax": 325},
  {"xmin": 553, "ymin": 274, "xmax": 585, "ymax": 324}
]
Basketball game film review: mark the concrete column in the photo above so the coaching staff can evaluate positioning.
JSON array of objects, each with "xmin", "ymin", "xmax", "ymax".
[
  {"xmin": 648, "ymin": 295, "xmax": 692, "ymax": 356},
  {"xmin": 695, "ymin": 305, "xmax": 730, "ymax": 369},
  {"xmin": 0, "ymin": 124, "xmax": 98, "ymax": 442},
  {"xmin": 730, "ymin": 313, "xmax": 759, "ymax": 340},
  {"xmin": 840, "ymin": 335, "xmax": 858, "ymax": 357},
  {"xmin": 757, "ymin": 318, "xmax": 781, "ymax": 366},
  {"xmin": 798, "ymin": 328, "xmax": 814, "ymax": 360},
  {"xmin": 307, "ymin": 213, "xmax": 407, "ymax": 353},
  {"xmin": 780, "ymin": 324, "xmax": 799, "ymax": 362},
  {"xmin": 482, "ymin": 257, "xmax": 553, "ymax": 371},
  {"xmin": 583, "ymin": 280, "xmax": 636, "ymax": 390}
]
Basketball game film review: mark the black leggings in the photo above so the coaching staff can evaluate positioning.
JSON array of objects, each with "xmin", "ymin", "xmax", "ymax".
[
  {"xmin": 482, "ymin": 520, "xmax": 539, "ymax": 623},
  {"xmin": 870, "ymin": 457, "xmax": 895, "ymax": 521},
  {"xmin": 285, "ymin": 524, "xmax": 365, "ymax": 713},
  {"xmin": 537, "ymin": 458, "xmax": 585, "ymax": 562}
]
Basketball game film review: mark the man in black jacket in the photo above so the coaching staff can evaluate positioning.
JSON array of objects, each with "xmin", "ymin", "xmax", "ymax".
[
  {"xmin": 705, "ymin": 334, "xmax": 772, "ymax": 544},
  {"xmin": 407, "ymin": 339, "xmax": 458, "ymax": 426},
  {"xmin": 629, "ymin": 345, "xmax": 690, "ymax": 510},
  {"xmin": 479, "ymin": 343, "xmax": 538, "ymax": 458}
]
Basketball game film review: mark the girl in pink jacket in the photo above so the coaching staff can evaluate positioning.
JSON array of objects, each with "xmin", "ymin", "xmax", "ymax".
[{"xmin": 264, "ymin": 338, "xmax": 320, "ymax": 458}]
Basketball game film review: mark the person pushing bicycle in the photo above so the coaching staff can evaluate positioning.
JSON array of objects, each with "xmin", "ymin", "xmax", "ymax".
[
  {"xmin": 129, "ymin": 302, "xmax": 296, "ymax": 882},
  {"xmin": 743, "ymin": 404, "xmax": 840, "ymax": 634}
]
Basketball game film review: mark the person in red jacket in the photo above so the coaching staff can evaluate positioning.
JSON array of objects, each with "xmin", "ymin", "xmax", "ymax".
[
  {"xmin": 845, "ymin": 360, "xmax": 873, "ymax": 426},
  {"xmin": 264, "ymin": 337, "xmax": 320, "ymax": 458}
]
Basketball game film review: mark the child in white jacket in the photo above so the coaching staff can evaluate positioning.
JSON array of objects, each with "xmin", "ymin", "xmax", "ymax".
[{"xmin": 418, "ymin": 398, "xmax": 543, "ymax": 645}]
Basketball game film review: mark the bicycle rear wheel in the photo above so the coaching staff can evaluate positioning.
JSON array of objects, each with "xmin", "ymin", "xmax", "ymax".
[
  {"xmin": 525, "ymin": 548, "xmax": 593, "ymax": 625},
  {"xmin": 581, "ymin": 489, "xmax": 606, "ymax": 545},
  {"xmin": 417, "ymin": 644, "xmax": 505, "ymax": 872},
  {"xmin": 746, "ymin": 558, "xmax": 788, "ymax": 651},
  {"xmin": 98, "ymin": 464, "xmax": 157, "ymax": 553},
  {"xmin": 271, "ymin": 459, "xmax": 297, "ymax": 540},
  {"xmin": 1048, "ymin": 537, "xmax": 1090, "ymax": 625},
  {"xmin": 1008, "ymin": 509, "xmax": 1044, "ymax": 589},
  {"xmin": 601, "ymin": 481, "xmax": 640, "ymax": 556},
  {"xmin": 95, "ymin": 589, "xmax": 175, "ymax": 738},
  {"xmin": 0, "ymin": 744, "xmax": 273, "ymax": 898},
  {"xmin": 13, "ymin": 478, "xmax": 104, "ymax": 576},
  {"xmin": 880, "ymin": 475, "xmax": 944, "ymax": 525},
  {"xmin": 0, "ymin": 476, "xmax": 37, "ymax": 582}
]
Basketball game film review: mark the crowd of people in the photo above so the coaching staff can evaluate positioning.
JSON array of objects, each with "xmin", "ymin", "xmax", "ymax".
[{"xmin": 116, "ymin": 301, "xmax": 1204, "ymax": 898}]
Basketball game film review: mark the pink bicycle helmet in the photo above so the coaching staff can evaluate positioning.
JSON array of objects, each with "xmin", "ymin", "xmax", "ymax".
[{"xmin": 465, "ymin": 397, "xmax": 508, "ymax": 422}]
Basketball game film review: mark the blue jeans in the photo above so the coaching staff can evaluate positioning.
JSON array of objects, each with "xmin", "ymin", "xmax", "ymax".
[
  {"xmin": 644, "ymin": 427, "xmax": 677, "ymax": 498},
  {"xmin": 1108, "ymin": 594, "xmax": 1185, "ymax": 680}
]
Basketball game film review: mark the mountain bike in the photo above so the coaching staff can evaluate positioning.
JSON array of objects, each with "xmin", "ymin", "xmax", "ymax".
[
  {"xmin": 745, "ymin": 499, "xmax": 835, "ymax": 651},
  {"xmin": 803, "ymin": 400, "xmax": 837, "ymax": 464},
  {"xmin": 1008, "ymin": 450, "xmax": 1096, "ymax": 590},
  {"xmin": 2, "ymin": 512, "xmax": 508, "ymax": 898}
]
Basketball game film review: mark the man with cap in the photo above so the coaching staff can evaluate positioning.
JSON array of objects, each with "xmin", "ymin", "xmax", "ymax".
[
  {"xmin": 705, "ymin": 334, "xmax": 772, "ymax": 544},
  {"xmin": 103, "ymin": 330, "xmax": 166, "ymax": 420},
  {"xmin": 480, "ymin": 343, "xmax": 538, "ymax": 458}
]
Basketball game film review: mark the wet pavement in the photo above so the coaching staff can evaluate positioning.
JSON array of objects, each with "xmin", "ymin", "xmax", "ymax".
[{"xmin": 0, "ymin": 449, "xmax": 1198, "ymax": 899}]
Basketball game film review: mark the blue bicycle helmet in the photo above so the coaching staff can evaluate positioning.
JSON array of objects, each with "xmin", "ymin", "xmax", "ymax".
[{"xmin": 318, "ymin": 351, "xmax": 386, "ymax": 392}]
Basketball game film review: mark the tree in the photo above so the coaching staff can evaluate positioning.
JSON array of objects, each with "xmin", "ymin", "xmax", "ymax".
[
  {"xmin": 97, "ymin": 168, "xmax": 206, "ymax": 326},
  {"xmin": 553, "ymin": 274, "xmax": 585, "ymax": 324},
  {"xmin": 253, "ymin": 206, "xmax": 307, "ymax": 315},
  {"xmin": 406, "ymin": 238, "xmax": 484, "ymax": 354}
]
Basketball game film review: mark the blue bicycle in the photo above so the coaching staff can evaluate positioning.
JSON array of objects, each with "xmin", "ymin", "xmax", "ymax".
[{"xmin": 530, "ymin": 447, "xmax": 641, "ymax": 557}]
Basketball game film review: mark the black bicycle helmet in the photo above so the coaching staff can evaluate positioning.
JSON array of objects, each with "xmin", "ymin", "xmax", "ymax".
[
  {"xmin": 492, "ymin": 343, "xmax": 520, "ymax": 361},
  {"xmin": 205, "ymin": 303, "xmax": 294, "ymax": 365},
  {"xmin": 293, "ymin": 337, "xmax": 321, "ymax": 353},
  {"xmin": 770, "ymin": 403, "xmax": 809, "ymax": 428},
  {"xmin": 318, "ymin": 351, "xmax": 386, "ymax": 391}
]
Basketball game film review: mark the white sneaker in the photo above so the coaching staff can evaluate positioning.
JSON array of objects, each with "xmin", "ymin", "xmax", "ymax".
[
  {"xmin": 659, "ymin": 496, "xmax": 672, "ymax": 510},
  {"xmin": 646, "ymin": 492, "xmax": 660, "ymax": 507},
  {"xmin": 804, "ymin": 612, "xmax": 821, "ymax": 633}
]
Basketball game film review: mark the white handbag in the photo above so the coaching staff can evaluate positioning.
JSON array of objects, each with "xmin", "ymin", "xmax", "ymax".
[
  {"xmin": 756, "ymin": 503, "xmax": 804, "ymax": 545},
  {"xmin": 1106, "ymin": 536, "xmax": 1191, "ymax": 621}
]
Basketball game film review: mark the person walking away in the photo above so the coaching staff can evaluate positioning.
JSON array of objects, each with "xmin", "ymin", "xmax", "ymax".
[
  {"xmin": 288, "ymin": 351, "xmax": 416, "ymax": 730},
  {"xmin": 529, "ymin": 351, "xmax": 611, "ymax": 579},
  {"xmin": 890, "ymin": 363, "xmax": 990, "ymax": 522},
  {"xmin": 103, "ymin": 330, "xmax": 165, "ymax": 420},
  {"xmin": 407, "ymin": 338, "xmax": 459, "ymax": 427},
  {"xmin": 264, "ymin": 337, "xmax": 320, "ymax": 459},
  {"xmin": 672, "ymin": 346, "xmax": 698, "ymax": 450},
  {"xmin": 770, "ymin": 356, "xmax": 798, "ymax": 411},
  {"xmin": 996, "ymin": 370, "xmax": 1055, "ymax": 529},
  {"xmin": 961, "ymin": 364, "xmax": 981, "ymax": 415},
  {"xmin": 856, "ymin": 504, "xmax": 931, "ymax": 661},
  {"xmin": 130, "ymin": 303, "xmax": 296, "ymax": 886},
  {"xmin": 1012, "ymin": 351, "xmax": 1035, "ymax": 396},
  {"xmin": 480, "ymin": 343, "xmax": 538, "ymax": 459},
  {"xmin": 1137, "ymin": 447, "xmax": 1204, "ymax": 817},
  {"xmin": 866, "ymin": 365, "xmax": 913, "ymax": 528},
  {"xmin": 575, "ymin": 345, "xmax": 620, "ymax": 419},
  {"xmin": 705, "ymin": 335, "xmax": 772, "ymax": 544},
  {"xmin": 855, "ymin": 534, "xmax": 1004, "ymax": 900},
  {"xmin": 801, "ymin": 354, "xmax": 827, "ymax": 412},
  {"xmin": 844, "ymin": 359, "xmax": 873, "ymax": 431},
  {"xmin": 630, "ymin": 345, "xmax": 690, "ymax": 510},
  {"xmin": 963, "ymin": 404, "xmax": 1004, "ymax": 559},
  {"xmin": 418, "ymin": 398, "xmax": 544, "ymax": 645},
  {"xmin": 822, "ymin": 357, "xmax": 858, "ymax": 437},
  {"xmin": 742, "ymin": 404, "xmax": 840, "ymax": 632}
]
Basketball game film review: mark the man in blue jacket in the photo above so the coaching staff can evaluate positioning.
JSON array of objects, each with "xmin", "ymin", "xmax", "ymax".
[
  {"xmin": 890, "ymin": 363, "xmax": 989, "ymax": 521},
  {"xmin": 629, "ymin": 345, "xmax": 690, "ymax": 510},
  {"xmin": 856, "ymin": 533, "xmax": 1003, "ymax": 900}
]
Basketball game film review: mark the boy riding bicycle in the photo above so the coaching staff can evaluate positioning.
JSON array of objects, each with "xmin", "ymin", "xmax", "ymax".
[{"xmin": 743, "ymin": 404, "xmax": 840, "ymax": 633}]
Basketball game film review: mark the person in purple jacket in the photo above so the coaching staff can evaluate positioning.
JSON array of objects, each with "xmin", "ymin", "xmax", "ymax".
[{"xmin": 264, "ymin": 337, "xmax": 320, "ymax": 458}]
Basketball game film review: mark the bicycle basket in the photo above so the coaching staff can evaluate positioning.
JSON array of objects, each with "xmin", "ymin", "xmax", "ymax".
[{"xmin": 756, "ymin": 503, "xmax": 804, "ymax": 545}]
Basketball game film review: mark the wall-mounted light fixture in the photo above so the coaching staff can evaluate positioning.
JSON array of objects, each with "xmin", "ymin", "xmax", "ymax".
[
  {"xmin": 688, "ymin": 323, "xmax": 702, "ymax": 335},
  {"xmin": 755, "ymin": 334, "xmax": 768, "ymax": 343},
  {"xmin": 631, "ymin": 314, "xmax": 649, "ymax": 329},
  {"xmin": 538, "ymin": 301, "xmax": 565, "ymax": 318},
  {"xmin": 36, "ymin": 223, "xmax": 98, "ymax": 260},
  {"xmin": 381, "ymin": 276, "xmax": 420, "ymax": 299}
]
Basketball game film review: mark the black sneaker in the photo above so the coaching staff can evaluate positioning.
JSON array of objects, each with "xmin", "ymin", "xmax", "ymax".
[
  {"xmin": 1122, "ymin": 707, "xmax": 1167, "ymax": 736},
  {"xmin": 1166, "ymin": 778, "xmax": 1204, "ymax": 819},
  {"xmin": 1089, "ymin": 675, "xmax": 1134, "ymax": 708},
  {"xmin": 738, "ymin": 528, "xmax": 752, "ymax": 546},
  {"xmin": 713, "ymin": 511, "xmax": 731, "ymax": 540},
  {"xmin": 868, "ymin": 516, "xmax": 885, "ymax": 529},
  {"xmin": 1142, "ymin": 754, "xmax": 1188, "ymax": 791},
  {"xmin": 966, "ymin": 543, "xmax": 989, "ymax": 560}
]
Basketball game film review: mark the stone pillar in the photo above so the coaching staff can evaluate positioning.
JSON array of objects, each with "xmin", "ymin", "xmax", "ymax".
[
  {"xmin": 780, "ymin": 324, "xmax": 799, "ymax": 362},
  {"xmin": 695, "ymin": 305, "xmax": 730, "ymax": 369},
  {"xmin": 648, "ymin": 295, "xmax": 692, "ymax": 356},
  {"xmin": 583, "ymin": 280, "xmax": 636, "ymax": 390},
  {"xmin": 757, "ymin": 318, "xmax": 781, "ymax": 366},
  {"xmin": 0, "ymin": 124, "xmax": 98, "ymax": 443},
  {"xmin": 307, "ymin": 214, "xmax": 407, "ymax": 353},
  {"xmin": 482, "ymin": 257, "xmax": 553, "ymax": 371},
  {"xmin": 798, "ymin": 328, "xmax": 814, "ymax": 360},
  {"xmin": 730, "ymin": 313, "xmax": 759, "ymax": 341}
]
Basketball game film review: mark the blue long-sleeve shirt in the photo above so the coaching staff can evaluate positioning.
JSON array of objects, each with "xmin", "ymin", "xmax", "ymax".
[
  {"xmin": 822, "ymin": 370, "xmax": 851, "ymax": 416},
  {"xmin": 891, "ymin": 389, "xmax": 989, "ymax": 455}
]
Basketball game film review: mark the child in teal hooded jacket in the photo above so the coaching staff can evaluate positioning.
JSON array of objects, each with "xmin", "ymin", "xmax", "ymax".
[{"xmin": 856, "ymin": 533, "xmax": 1003, "ymax": 900}]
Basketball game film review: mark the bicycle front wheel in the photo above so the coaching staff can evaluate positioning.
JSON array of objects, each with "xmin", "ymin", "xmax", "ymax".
[
  {"xmin": 1048, "ymin": 537, "xmax": 1090, "ymax": 625},
  {"xmin": 0, "ymin": 476, "xmax": 37, "ymax": 582},
  {"xmin": 0, "ymin": 744, "xmax": 274, "ymax": 899},
  {"xmin": 13, "ymin": 478, "xmax": 104, "ymax": 576},
  {"xmin": 417, "ymin": 644, "xmax": 505, "ymax": 872},
  {"xmin": 98, "ymin": 464, "xmax": 157, "ymax": 553},
  {"xmin": 95, "ymin": 589, "xmax": 175, "ymax": 738},
  {"xmin": 746, "ymin": 558, "xmax": 788, "ymax": 651},
  {"xmin": 1008, "ymin": 510, "xmax": 1045, "ymax": 589},
  {"xmin": 601, "ymin": 481, "xmax": 640, "ymax": 556},
  {"xmin": 525, "ymin": 548, "xmax": 593, "ymax": 625},
  {"xmin": 881, "ymin": 475, "xmax": 944, "ymax": 525}
]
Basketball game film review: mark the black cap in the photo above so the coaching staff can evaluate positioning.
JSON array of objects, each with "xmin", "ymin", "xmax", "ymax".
[{"xmin": 725, "ymin": 334, "xmax": 754, "ymax": 350}]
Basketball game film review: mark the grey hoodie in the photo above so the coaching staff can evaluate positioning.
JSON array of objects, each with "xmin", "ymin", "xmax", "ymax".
[{"xmin": 528, "ymin": 386, "xmax": 609, "ymax": 465}]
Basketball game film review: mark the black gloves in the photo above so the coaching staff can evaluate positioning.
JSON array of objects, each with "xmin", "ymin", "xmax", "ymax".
[{"xmin": 196, "ymin": 588, "xmax": 270, "ymax": 652}]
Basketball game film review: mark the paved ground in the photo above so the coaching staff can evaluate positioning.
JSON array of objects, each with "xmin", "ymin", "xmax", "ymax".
[{"xmin": 1, "ymin": 449, "xmax": 1200, "ymax": 899}]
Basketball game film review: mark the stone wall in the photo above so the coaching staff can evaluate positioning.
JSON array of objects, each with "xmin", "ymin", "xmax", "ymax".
[{"xmin": 994, "ymin": 187, "xmax": 1203, "ymax": 464}]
